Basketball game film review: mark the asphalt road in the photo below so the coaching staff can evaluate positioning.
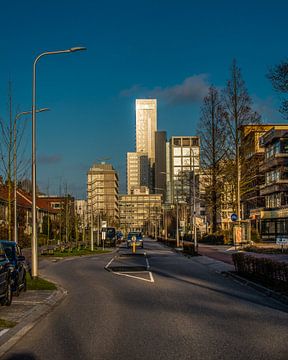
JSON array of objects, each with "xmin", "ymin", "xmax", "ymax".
[{"xmin": 2, "ymin": 238, "xmax": 288, "ymax": 360}]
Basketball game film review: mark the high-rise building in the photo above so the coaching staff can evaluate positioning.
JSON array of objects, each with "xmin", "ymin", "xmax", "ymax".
[
  {"xmin": 127, "ymin": 152, "xmax": 149, "ymax": 194},
  {"xmin": 168, "ymin": 136, "xmax": 200, "ymax": 204},
  {"xmin": 87, "ymin": 163, "xmax": 119, "ymax": 226},
  {"xmin": 135, "ymin": 99, "xmax": 157, "ymax": 190},
  {"xmin": 136, "ymin": 99, "xmax": 157, "ymax": 157},
  {"xmin": 155, "ymin": 131, "xmax": 167, "ymax": 200}
]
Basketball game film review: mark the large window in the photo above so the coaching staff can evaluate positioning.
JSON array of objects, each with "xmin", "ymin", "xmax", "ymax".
[
  {"xmin": 266, "ymin": 141, "xmax": 281, "ymax": 159},
  {"xmin": 173, "ymin": 147, "xmax": 181, "ymax": 156}
]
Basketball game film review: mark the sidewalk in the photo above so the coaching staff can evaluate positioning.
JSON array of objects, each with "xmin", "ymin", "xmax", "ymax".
[
  {"xmin": 0, "ymin": 281, "xmax": 66, "ymax": 358},
  {"xmin": 198, "ymin": 243, "xmax": 288, "ymax": 264}
]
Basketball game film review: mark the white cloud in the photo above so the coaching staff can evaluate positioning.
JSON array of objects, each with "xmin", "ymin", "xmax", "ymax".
[{"xmin": 120, "ymin": 74, "xmax": 210, "ymax": 105}]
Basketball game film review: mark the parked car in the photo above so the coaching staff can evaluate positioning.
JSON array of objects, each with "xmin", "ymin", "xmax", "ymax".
[
  {"xmin": 0, "ymin": 242, "xmax": 14, "ymax": 306},
  {"xmin": 0, "ymin": 241, "xmax": 28, "ymax": 296},
  {"xmin": 126, "ymin": 232, "xmax": 144, "ymax": 249},
  {"xmin": 103, "ymin": 227, "xmax": 117, "ymax": 247}
]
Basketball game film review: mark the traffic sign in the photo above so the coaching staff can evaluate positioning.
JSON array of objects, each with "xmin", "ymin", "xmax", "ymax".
[{"xmin": 231, "ymin": 213, "xmax": 238, "ymax": 222}]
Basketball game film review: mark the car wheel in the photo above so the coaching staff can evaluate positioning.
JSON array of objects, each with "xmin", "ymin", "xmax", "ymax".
[
  {"xmin": 23, "ymin": 273, "xmax": 27, "ymax": 292},
  {"xmin": 14, "ymin": 280, "xmax": 20, "ymax": 297},
  {"xmin": 4, "ymin": 281, "xmax": 12, "ymax": 306}
]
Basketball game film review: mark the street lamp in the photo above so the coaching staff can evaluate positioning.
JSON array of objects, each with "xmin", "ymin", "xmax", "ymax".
[
  {"xmin": 14, "ymin": 108, "xmax": 49, "ymax": 244},
  {"xmin": 190, "ymin": 148, "xmax": 197, "ymax": 253},
  {"xmin": 31, "ymin": 46, "xmax": 86, "ymax": 277}
]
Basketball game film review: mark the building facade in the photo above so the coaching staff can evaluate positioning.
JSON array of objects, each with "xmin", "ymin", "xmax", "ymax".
[
  {"xmin": 257, "ymin": 126, "xmax": 288, "ymax": 241},
  {"xmin": 119, "ymin": 186, "xmax": 162, "ymax": 235},
  {"xmin": 126, "ymin": 152, "xmax": 149, "ymax": 194},
  {"xmin": 135, "ymin": 99, "xmax": 157, "ymax": 191},
  {"xmin": 87, "ymin": 163, "xmax": 119, "ymax": 227},
  {"xmin": 239, "ymin": 124, "xmax": 275, "ymax": 220},
  {"xmin": 168, "ymin": 136, "xmax": 200, "ymax": 204},
  {"xmin": 155, "ymin": 131, "xmax": 167, "ymax": 200}
]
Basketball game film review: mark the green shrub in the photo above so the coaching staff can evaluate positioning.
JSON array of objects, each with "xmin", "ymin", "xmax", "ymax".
[
  {"xmin": 232, "ymin": 252, "xmax": 288, "ymax": 293},
  {"xmin": 200, "ymin": 234, "xmax": 224, "ymax": 245},
  {"xmin": 183, "ymin": 243, "xmax": 197, "ymax": 255}
]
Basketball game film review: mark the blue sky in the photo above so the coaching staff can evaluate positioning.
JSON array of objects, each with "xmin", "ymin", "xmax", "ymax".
[{"xmin": 0, "ymin": 0, "xmax": 287, "ymax": 197}]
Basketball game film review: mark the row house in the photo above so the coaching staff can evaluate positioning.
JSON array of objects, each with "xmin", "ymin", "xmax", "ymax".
[{"xmin": 0, "ymin": 183, "xmax": 58, "ymax": 241}]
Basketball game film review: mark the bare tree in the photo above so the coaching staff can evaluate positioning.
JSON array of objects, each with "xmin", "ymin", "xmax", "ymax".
[
  {"xmin": 197, "ymin": 86, "xmax": 228, "ymax": 233},
  {"xmin": 0, "ymin": 82, "xmax": 30, "ymax": 240},
  {"xmin": 222, "ymin": 60, "xmax": 261, "ymax": 219},
  {"xmin": 267, "ymin": 59, "xmax": 288, "ymax": 118}
]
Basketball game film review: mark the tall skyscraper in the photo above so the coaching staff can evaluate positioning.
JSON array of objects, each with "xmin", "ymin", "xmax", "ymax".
[
  {"xmin": 135, "ymin": 99, "xmax": 157, "ymax": 191},
  {"xmin": 135, "ymin": 99, "xmax": 157, "ymax": 159}
]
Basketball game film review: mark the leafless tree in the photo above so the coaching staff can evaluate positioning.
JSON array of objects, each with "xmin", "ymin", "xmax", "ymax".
[
  {"xmin": 197, "ymin": 86, "xmax": 229, "ymax": 233},
  {"xmin": 0, "ymin": 82, "xmax": 30, "ymax": 239},
  {"xmin": 267, "ymin": 59, "xmax": 288, "ymax": 118},
  {"xmin": 222, "ymin": 60, "xmax": 261, "ymax": 219}
]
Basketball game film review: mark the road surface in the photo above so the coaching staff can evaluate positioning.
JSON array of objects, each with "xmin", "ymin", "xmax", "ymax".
[{"xmin": 3, "ymin": 238, "xmax": 288, "ymax": 360}]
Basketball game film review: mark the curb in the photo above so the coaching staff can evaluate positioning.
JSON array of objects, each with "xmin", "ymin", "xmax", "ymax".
[
  {"xmin": 222, "ymin": 271, "xmax": 288, "ymax": 306},
  {"xmin": 0, "ymin": 280, "xmax": 67, "ymax": 358}
]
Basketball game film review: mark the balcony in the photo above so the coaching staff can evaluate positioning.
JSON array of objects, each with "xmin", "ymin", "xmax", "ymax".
[
  {"xmin": 260, "ymin": 182, "xmax": 288, "ymax": 196},
  {"xmin": 260, "ymin": 154, "xmax": 288, "ymax": 172}
]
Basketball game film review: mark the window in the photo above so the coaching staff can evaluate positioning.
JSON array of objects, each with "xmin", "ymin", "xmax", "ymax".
[
  {"xmin": 174, "ymin": 158, "xmax": 181, "ymax": 166},
  {"xmin": 182, "ymin": 138, "xmax": 190, "ymax": 146},
  {"xmin": 174, "ymin": 167, "xmax": 181, "ymax": 175},
  {"xmin": 173, "ymin": 138, "xmax": 181, "ymax": 146},
  {"xmin": 281, "ymin": 139, "xmax": 288, "ymax": 153},
  {"xmin": 183, "ymin": 148, "xmax": 190, "ymax": 156},
  {"xmin": 173, "ymin": 147, "xmax": 181, "ymax": 156},
  {"xmin": 183, "ymin": 157, "xmax": 190, "ymax": 165}
]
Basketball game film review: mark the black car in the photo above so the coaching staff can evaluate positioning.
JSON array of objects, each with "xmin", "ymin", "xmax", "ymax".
[
  {"xmin": 0, "ymin": 241, "xmax": 28, "ymax": 296},
  {"xmin": 0, "ymin": 242, "xmax": 13, "ymax": 306}
]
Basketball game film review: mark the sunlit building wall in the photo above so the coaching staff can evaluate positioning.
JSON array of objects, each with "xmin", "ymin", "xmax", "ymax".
[
  {"xmin": 87, "ymin": 163, "xmax": 119, "ymax": 225},
  {"xmin": 135, "ymin": 99, "xmax": 157, "ymax": 191}
]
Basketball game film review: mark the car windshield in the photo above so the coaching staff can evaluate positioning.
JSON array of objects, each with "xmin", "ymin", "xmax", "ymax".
[
  {"xmin": 128, "ymin": 232, "xmax": 142, "ymax": 239},
  {"xmin": 3, "ymin": 245, "xmax": 15, "ymax": 261}
]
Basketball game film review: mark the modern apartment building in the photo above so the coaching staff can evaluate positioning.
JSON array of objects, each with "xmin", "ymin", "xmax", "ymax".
[
  {"xmin": 168, "ymin": 136, "xmax": 200, "ymax": 204},
  {"xmin": 239, "ymin": 124, "xmax": 275, "ymax": 220},
  {"xmin": 87, "ymin": 163, "xmax": 119, "ymax": 226},
  {"xmin": 119, "ymin": 186, "xmax": 162, "ymax": 234},
  {"xmin": 258, "ymin": 126, "xmax": 288, "ymax": 241}
]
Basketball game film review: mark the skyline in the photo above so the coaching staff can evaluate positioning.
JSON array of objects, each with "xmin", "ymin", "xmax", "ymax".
[{"xmin": 0, "ymin": 0, "xmax": 287, "ymax": 198}]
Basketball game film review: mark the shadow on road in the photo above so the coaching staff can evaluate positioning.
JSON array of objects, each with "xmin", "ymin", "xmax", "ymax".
[{"xmin": 152, "ymin": 268, "xmax": 288, "ymax": 314}]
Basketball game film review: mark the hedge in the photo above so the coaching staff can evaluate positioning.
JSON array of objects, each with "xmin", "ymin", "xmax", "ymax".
[
  {"xmin": 232, "ymin": 252, "xmax": 288, "ymax": 293},
  {"xmin": 200, "ymin": 234, "xmax": 224, "ymax": 245}
]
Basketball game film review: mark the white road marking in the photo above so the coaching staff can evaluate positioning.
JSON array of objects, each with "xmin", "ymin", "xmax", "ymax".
[
  {"xmin": 145, "ymin": 255, "xmax": 150, "ymax": 270},
  {"xmin": 0, "ymin": 329, "xmax": 9, "ymax": 337},
  {"xmin": 105, "ymin": 252, "xmax": 154, "ymax": 283},
  {"xmin": 149, "ymin": 271, "xmax": 155, "ymax": 283},
  {"xmin": 114, "ymin": 271, "xmax": 154, "ymax": 283},
  {"xmin": 105, "ymin": 256, "xmax": 116, "ymax": 269}
]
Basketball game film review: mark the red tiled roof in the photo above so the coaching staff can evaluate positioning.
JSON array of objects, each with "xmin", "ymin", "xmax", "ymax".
[{"xmin": 0, "ymin": 185, "xmax": 57, "ymax": 213}]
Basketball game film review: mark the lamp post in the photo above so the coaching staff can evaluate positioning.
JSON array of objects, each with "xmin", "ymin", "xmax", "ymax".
[
  {"xmin": 31, "ymin": 46, "xmax": 86, "ymax": 277},
  {"xmin": 190, "ymin": 148, "xmax": 197, "ymax": 253},
  {"xmin": 13, "ymin": 108, "xmax": 49, "ymax": 244}
]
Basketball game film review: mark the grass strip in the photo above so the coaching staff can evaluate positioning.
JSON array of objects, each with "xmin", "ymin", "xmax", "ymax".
[
  {"xmin": 42, "ymin": 248, "xmax": 111, "ymax": 257},
  {"xmin": 0, "ymin": 319, "xmax": 17, "ymax": 328},
  {"xmin": 26, "ymin": 274, "xmax": 57, "ymax": 290}
]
